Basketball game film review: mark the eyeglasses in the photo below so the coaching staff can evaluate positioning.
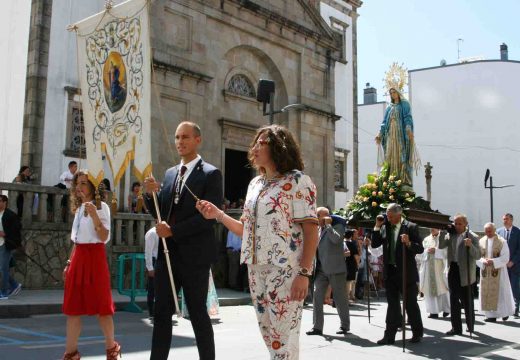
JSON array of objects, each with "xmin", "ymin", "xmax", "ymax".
[{"xmin": 254, "ymin": 139, "xmax": 269, "ymax": 147}]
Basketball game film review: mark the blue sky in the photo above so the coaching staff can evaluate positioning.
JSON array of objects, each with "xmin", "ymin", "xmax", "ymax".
[{"xmin": 356, "ymin": 0, "xmax": 520, "ymax": 103}]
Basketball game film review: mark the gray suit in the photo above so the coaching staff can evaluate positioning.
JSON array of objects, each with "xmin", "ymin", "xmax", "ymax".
[
  {"xmin": 312, "ymin": 223, "xmax": 350, "ymax": 331},
  {"xmin": 439, "ymin": 229, "xmax": 480, "ymax": 333},
  {"xmin": 439, "ymin": 230, "xmax": 480, "ymax": 286}
]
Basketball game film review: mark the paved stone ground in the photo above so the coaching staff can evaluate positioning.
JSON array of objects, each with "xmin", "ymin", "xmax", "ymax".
[{"xmin": 0, "ymin": 296, "xmax": 519, "ymax": 359}]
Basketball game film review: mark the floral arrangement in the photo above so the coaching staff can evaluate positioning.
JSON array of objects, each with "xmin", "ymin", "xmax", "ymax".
[{"xmin": 342, "ymin": 163, "xmax": 415, "ymax": 222}]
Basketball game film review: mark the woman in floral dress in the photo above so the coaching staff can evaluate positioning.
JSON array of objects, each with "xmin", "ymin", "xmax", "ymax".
[{"xmin": 196, "ymin": 125, "xmax": 318, "ymax": 359}]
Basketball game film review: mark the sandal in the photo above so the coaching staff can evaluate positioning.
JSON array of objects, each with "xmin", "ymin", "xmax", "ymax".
[
  {"xmin": 106, "ymin": 341, "xmax": 121, "ymax": 360},
  {"xmin": 62, "ymin": 350, "xmax": 81, "ymax": 360}
]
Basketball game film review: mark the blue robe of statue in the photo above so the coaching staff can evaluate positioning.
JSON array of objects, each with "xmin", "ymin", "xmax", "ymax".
[{"xmin": 379, "ymin": 97, "xmax": 419, "ymax": 185}]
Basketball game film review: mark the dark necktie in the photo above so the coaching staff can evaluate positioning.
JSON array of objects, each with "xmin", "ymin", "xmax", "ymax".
[
  {"xmin": 388, "ymin": 225, "xmax": 397, "ymax": 265},
  {"xmin": 506, "ymin": 229, "xmax": 510, "ymax": 242},
  {"xmin": 169, "ymin": 165, "xmax": 188, "ymax": 225}
]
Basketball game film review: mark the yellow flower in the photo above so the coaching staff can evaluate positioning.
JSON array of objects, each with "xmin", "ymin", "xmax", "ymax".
[
  {"xmin": 372, "ymin": 201, "xmax": 378, "ymax": 207},
  {"xmin": 378, "ymin": 191, "xmax": 383, "ymax": 196},
  {"xmin": 389, "ymin": 175, "xmax": 395, "ymax": 181},
  {"xmin": 389, "ymin": 188, "xmax": 395, "ymax": 194},
  {"xmin": 397, "ymin": 180, "xmax": 402, "ymax": 186},
  {"xmin": 372, "ymin": 191, "xmax": 377, "ymax": 196},
  {"xmin": 405, "ymin": 193, "xmax": 410, "ymax": 198},
  {"xmin": 383, "ymin": 182, "xmax": 388, "ymax": 188},
  {"xmin": 389, "ymin": 195, "xmax": 394, "ymax": 200},
  {"xmin": 363, "ymin": 197, "xmax": 369, "ymax": 202}
]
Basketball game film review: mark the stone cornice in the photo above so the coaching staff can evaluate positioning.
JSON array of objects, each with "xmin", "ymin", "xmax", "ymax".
[
  {"xmin": 152, "ymin": 59, "xmax": 213, "ymax": 83},
  {"xmin": 225, "ymin": 0, "xmax": 337, "ymax": 48}
]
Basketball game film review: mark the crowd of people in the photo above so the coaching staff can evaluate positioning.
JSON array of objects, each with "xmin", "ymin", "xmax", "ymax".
[{"xmin": 3, "ymin": 120, "xmax": 519, "ymax": 360}]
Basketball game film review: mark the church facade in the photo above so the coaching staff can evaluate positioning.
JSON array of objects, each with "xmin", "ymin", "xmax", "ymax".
[{"xmin": 18, "ymin": 0, "xmax": 361, "ymax": 208}]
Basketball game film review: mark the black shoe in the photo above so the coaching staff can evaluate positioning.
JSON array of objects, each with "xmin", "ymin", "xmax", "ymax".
[
  {"xmin": 409, "ymin": 335, "xmax": 422, "ymax": 343},
  {"xmin": 336, "ymin": 327, "xmax": 349, "ymax": 335},
  {"xmin": 503, "ymin": 316, "xmax": 509, "ymax": 321},
  {"xmin": 306, "ymin": 328, "xmax": 323, "ymax": 336},
  {"xmin": 428, "ymin": 314, "xmax": 439, "ymax": 319},
  {"xmin": 445, "ymin": 329, "xmax": 462, "ymax": 336},
  {"xmin": 514, "ymin": 310, "xmax": 519, "ymax": 318},
  {"xmin": 377, "ymin": 336, "xmax": 395, "ymax": 345},
  {"xmin": 485, "ymin": 317, "xmax": 497, "ymax": 322},
  {"xmin": 442, "ymin": 312, "xmax": 450, "ymax": 318}
]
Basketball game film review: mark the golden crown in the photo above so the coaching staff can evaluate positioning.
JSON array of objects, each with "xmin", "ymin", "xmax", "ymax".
[{"xmin": 384, "ymin": 62, "xmax": 408, "ymax": 94}]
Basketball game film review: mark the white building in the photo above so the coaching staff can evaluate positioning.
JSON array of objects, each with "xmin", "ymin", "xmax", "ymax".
[{"xmin": 358, "ymin": 52, "xmax": 520, "ymax": 227}]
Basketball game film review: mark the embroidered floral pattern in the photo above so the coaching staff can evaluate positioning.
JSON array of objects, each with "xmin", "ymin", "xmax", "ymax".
[{"xmin": 241, "ymin": 171, "xmax": 318, "ymax": 268}]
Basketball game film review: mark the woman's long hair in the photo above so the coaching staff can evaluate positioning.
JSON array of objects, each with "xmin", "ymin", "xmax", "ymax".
[
  {"xmin": 248, "ymin": 125, "xmax": 304, "ymax": 175},
  {"xmin": 70, "ymin": 170, "xmax": 105, "ymax": 213}
]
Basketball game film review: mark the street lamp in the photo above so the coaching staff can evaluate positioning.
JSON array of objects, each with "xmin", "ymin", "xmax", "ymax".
[
  {"xmin": 256, "ymin": 79, "xmax": 307, "ymax": 124},
  {"xmin": 484, "ymin": 169, "xmax": 514, "ymax": 222}
]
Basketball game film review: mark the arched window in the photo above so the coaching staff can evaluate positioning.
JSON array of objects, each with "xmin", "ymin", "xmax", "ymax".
[{"xmin": 227, "ymin": 74, "xmax": 256, "ymax": 98}]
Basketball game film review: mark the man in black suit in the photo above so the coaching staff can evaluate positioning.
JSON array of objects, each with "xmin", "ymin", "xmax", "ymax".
[
  {"xmin": 0, "ymin": 195, "xmax": 23, "ymax": 299},
  {"xmin": 144, "ymin": 121, "xmax": 223, "ymax": 360},
  {"xmin": 371, "ymin": 203, "xmax": 424, "ymax": 345},
  {"xmin": 497, "ymin": 213, "xmax": 520, "ymax": 317}
]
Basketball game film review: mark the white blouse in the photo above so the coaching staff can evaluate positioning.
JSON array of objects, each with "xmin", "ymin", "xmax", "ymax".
[{"xmin": 71, "ymin": 201, "xmax": 111, "ymax": 244}]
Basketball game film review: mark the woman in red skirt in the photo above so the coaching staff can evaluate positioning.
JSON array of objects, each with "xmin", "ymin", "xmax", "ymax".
[{"xmin": 62, "ymin": 170, "xmax": 120, "ymax": 360}]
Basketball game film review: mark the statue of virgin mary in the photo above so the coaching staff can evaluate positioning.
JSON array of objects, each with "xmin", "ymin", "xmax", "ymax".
[{"xmin": 376, "ymin": 64, "xmax": 421, "ymax": 188}]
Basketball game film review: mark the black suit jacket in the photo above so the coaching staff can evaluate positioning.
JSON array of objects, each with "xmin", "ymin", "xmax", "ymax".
[
  {"xmin": 1, "ymin": 208, "xmax": 22, "ymax": 251},
  {"xmin": 146, "ymin": 158, "xmax": 223, "ymax": 267},
  {"xmin": 371, "ymin": 219, "xmax": 424, "ymax": 283}
]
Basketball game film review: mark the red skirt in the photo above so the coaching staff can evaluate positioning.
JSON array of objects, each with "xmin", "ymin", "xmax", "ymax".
[{"xmin": 63, "ymin": 243, "xmax": 115, "ymax": 316}]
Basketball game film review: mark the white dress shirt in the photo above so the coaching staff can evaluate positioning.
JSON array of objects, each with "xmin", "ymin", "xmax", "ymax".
[{"xmin": 144, "ymin": 227, "xmax": 159, "ymax": 271}]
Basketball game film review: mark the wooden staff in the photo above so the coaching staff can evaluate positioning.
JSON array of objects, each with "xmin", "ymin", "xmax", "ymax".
[
  {"xmin": 151, "ymin": 191, "xmax": 181, "ymax": 317},
  {"xmin": 401, "ymin": 225, "xmax": 409, "ymax": 353},
  {"xmin": 465, "ymin": 228, "xmax": 473, "ymax": 339},
  {"xmin": 365, "ymin": 233, "xmax": 371, "ymax": 324}
]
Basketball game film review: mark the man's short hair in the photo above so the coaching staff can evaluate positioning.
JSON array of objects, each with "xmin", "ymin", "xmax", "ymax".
[
  {"xmin": 316, "ymin": 206, "xmax": 329, "ymax": 215},
  {"xmin": 454, "ymin": 213, "xmax": 468, "ymax": 224},
  {"xmin": 386, "ymin": 203, "xmax": 403, "ymax": 214},
  {"xmin": 504, "ymin": 213, "xmax": 514, "ymax": 220},
  {"xmin": 484, "ymin": 222, "xmax": 496, "ymax": 231},
  {"xmin": 68, "ymin": 161, "xmax": 77, "ymax": 167},
  {"xmin": 178, "ymin": 121, "xmax": 201, "ymax": 137},
  {"xmin": 0, "ymin": 194, "xmax": 8, "ymax": 204}
]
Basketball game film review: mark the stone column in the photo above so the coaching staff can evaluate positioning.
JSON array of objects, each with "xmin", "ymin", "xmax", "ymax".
[
  {"xmin": 22, "ymin": 0, "xmax": 53, "ymax": 183},
  {"xmin": 351, "ymin": 8, "xmax": 360, "ymax": 193}
]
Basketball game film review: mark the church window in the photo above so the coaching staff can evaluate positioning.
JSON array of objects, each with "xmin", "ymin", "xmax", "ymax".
[{"xmin": 227, "ymin": 74, "xmax": 256, "ymax": 98}]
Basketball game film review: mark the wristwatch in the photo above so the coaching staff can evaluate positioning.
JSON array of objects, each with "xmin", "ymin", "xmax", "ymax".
[{"xmin": 297, "ymin": 267, "xmax": 312, "ymax": 278}]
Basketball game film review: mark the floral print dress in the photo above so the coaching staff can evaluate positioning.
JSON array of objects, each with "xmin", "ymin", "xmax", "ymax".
[{"xmin": 241, "ymin": 170, "xmax": 317, "ymax": 360}]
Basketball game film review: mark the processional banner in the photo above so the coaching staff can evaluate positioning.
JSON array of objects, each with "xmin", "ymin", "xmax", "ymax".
[{"xmin": 72, "ymin": 0, "xmax": 151, "ymax": 186}]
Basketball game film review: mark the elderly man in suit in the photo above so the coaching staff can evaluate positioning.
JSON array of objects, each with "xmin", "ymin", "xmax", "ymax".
[
  {"xmin": 372, "ymin": 203, "xmax": 424, "ymax": 345},
  {"xmin": 439, "ymin": 213, "xmax": 480, "ymax": 335},
  {"xmin": 497, "ymin": 213, "xmax": 520, "ymax": 317},
  {"xmin": 144, "ymin": 121, "xmax": 223, "ymax": 360},
  {"xmin": 306, "ymin": 207, "xmax": 350, "ymax": 336}
]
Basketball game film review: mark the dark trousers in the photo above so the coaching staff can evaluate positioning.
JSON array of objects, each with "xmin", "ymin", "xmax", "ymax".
[
  {"xmin": 147, "ymin": 275, "xmax": 155, "ymax": 317},
  {"xmin": 355, "ymin": 266, "xmax": 366, "ymax": 299},
  {"xmin": 448, "ymin": 262, "xmax": 475, "ymax": 332},
  {"xmin": 508, "ymin": 269, "xmax": 520, "ymax": 312},
  {"xmin": 384, "ymin": 265, "xmax": 423, "ymax": 338},
  {"xmin": 147, "ymin": 258, "xmax": 156, "ymax": 318},
  {"xmin": 150, "ymin": 257, "xmax": 214, "ymax": 360}
]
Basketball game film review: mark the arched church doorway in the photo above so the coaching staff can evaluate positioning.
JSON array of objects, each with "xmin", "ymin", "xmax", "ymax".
[{"xmin": 225, "ymin": 148, "xmax": 253, "ymax": 208}]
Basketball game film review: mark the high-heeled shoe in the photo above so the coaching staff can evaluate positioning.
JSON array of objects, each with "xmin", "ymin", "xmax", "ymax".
[
  {"xmin": 106, "ymin": 341, "xmax": 121, "ymax": 360},
  {"xmin": 62, "ymin": 350, "xmax": 80, "ymax": 360}
]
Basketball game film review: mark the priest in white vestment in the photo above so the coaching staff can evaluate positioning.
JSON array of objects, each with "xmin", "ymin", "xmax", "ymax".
[
  {"xmin": 418, "ymin": 229, "xmax": 450, "ymax": 318},
  {"xmin": 477, "ymin": 223, "xmax": 516, "ymax": 322}
]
